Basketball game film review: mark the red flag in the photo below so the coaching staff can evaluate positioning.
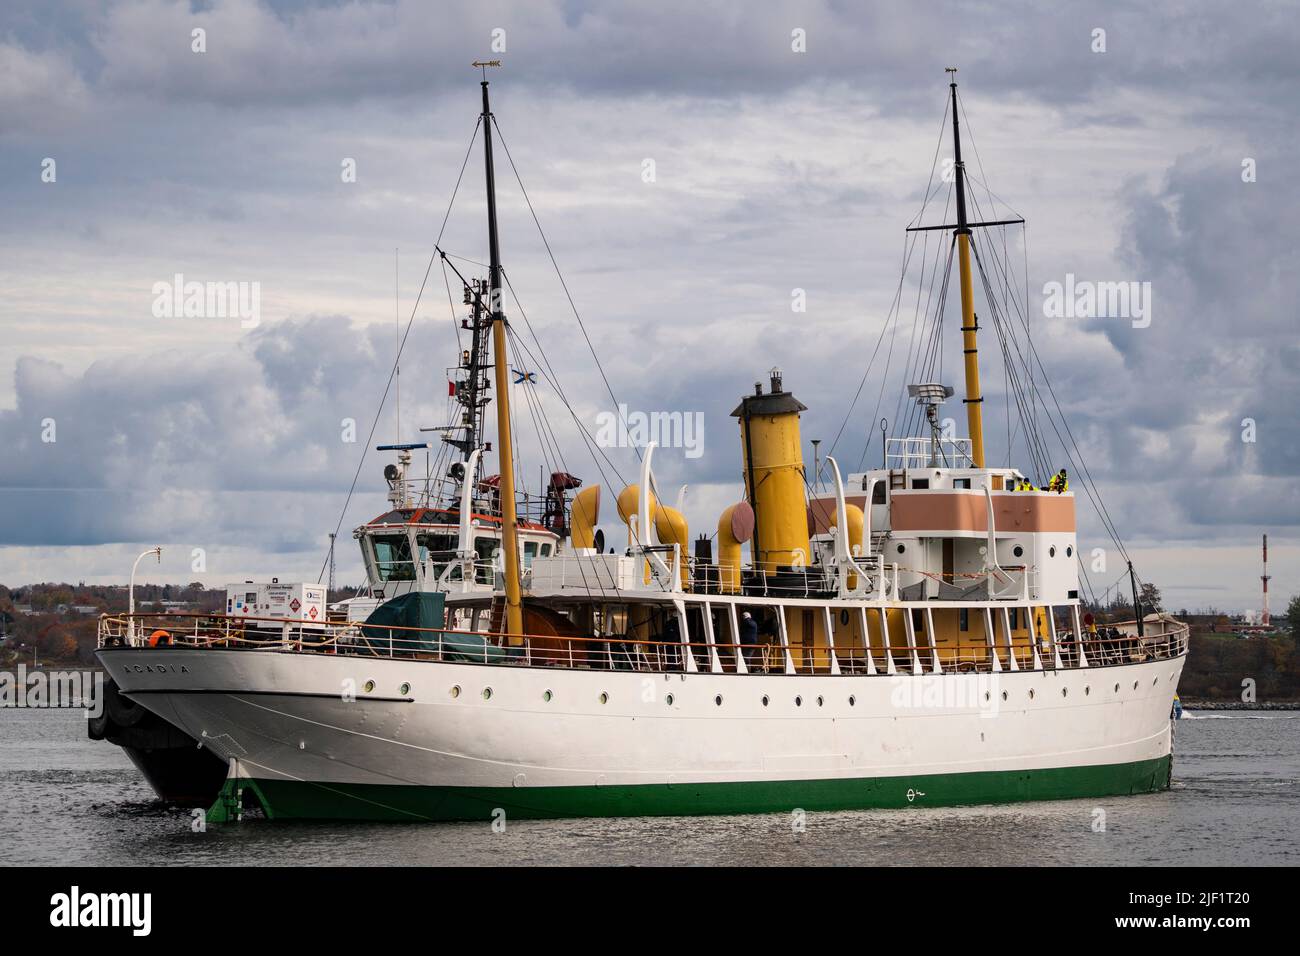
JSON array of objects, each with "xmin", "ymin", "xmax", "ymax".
[{"xmin": 448, "ymin": 380, "xmax": 456, "ymax": 396}]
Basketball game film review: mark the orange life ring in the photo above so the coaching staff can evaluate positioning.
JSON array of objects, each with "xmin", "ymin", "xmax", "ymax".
[{"xmin": 148, "ymin": 629, "xmax": 172, "ymax": 647}]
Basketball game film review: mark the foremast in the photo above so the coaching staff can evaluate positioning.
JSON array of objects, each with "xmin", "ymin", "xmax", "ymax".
[{"xmin": 477, "ymin": 61, "xmax": 524, "ymax": 639}]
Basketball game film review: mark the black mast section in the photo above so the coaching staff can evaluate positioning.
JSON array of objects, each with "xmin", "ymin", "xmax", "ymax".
[
  {"xmin": 480, "ymin": 74, "xmax": 504, "ymax": 329},
  {"xmin": 950, "ymin": 78, "xmax": 970, "ymax": 236}
]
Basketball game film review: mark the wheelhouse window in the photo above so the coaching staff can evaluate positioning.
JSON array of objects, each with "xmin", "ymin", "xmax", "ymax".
[
  {"xmin": 416, "ymin": 531, "xmax": 460, "ymax": 582},
  {"xmin": 370, "ymin": 534, "xmax": 416, "ymax": 582},
  {"xmin": 473, "ymin": 536, "xmax": 500, "ymax": 585}
]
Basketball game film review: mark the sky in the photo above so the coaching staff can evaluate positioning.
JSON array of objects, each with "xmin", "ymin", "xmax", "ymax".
[{"xmin": 1, "ymin": 0, "xmax": 1296, "ymax": 613}]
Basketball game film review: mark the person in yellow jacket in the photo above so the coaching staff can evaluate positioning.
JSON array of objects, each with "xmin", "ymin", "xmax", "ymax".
[{"xmin": 1049, "ymin": 468, "xmax": 1069, "ymax": 493}]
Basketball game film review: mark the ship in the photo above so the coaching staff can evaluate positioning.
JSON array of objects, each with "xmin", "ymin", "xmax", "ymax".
[{"xmin": 95, "ymin": 67, "xmax": 1187, "ymax": 822}]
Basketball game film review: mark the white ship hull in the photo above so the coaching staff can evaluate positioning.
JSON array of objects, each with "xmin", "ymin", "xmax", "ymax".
[{"xmin": 99, "ymin": 646, "xmax": 1183, "ymax": 821}]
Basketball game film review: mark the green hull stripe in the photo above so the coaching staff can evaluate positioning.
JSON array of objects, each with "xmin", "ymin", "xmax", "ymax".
[{"xmin": 221, "ymin": 756, "xmax": 1173, "ymax": 823}]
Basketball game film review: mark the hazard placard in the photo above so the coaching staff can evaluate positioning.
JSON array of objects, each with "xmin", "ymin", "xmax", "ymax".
[{"xmin": 290, "ymin": 598, "xmax": 301, "ymax": 612}]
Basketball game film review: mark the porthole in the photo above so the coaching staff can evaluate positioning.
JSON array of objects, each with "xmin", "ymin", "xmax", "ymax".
[
  {"xmin": 984, "ymin": 691, "xmax": 991, "ymax": 701},
  {"xmin": 1049, "ymin": 546, "xmax": 1057, "ymax": 558},
  {"xmin": 1066, "ymin": 546, "xmax": 1073, "ymax": 558},
  {"xmin": 1114, "ymin": 683, "xmax": 1120, "ymax": 693},
  {"xmin": 482, "ymin": 687, "xmax": 493, "ymax": 701},
  {"xmin": 762, "ymin": 695, "xmax": 770, "ymax": 707},
  {"xmin": 1133, "ymin": 681, "xmax": 1139, "ymax": 690},
  {"xmin": 715, "ymin": 695, "xmax": 723, "ymax": 707},
  {"xmin": 543, "ymin": 689, "xmax": 553, "ymax": 702},
  {"xmin": 1013, "ymin": 546, "xmax": 1024, "ymax": 558},
  {"xmin": 364, "ymin": 680, "xmax": 375, "ymax": 693},
  {"xmin": 1085, "ymin": 686, "xmax": 1090, "ymax": 696},
  {"xmin": 897, "ymin": 544, "xmax": 906, "ymax": 554},
  {"xmin": 666, "ymin": 693, "xmax": 674, "ymax": 706},
  {"xmin": 849, "ymin": 695, "xmax": 856, "ymax": 706},
  {"xmin": 599, "ymin": 692, "xmax": 609, "ymax": 705},
  {"xmin": 1029, "ymin": 688, "xmax": 1035, "ymax": 700},
  {"xmin": 1001, "ymin": 691, "xmax": 1008, "ymax": 701},
  {"xmin": 816, "ymin": 696, "xmax": 824, "ymax": 707},
  {"xmin": 840, "ymin": 609, "xmax": 850, "ymax": 626},
  {"xmin": 795, "ymin": 696, "xmax": 803, "ymax": 707},
  {"xmin": 1061, "ymin": 687, "xmax": 1068, "ymax": 697},
  {"xmin": 399, "ymin": 682, "xmax": 411, "ymax": 696},
  {"xmin": 449, "ymin": 685, "xmax": 461, "ymax": 698},
  {"xmin": 1153, "ymin": 677, "xmax": 1159, "ymax": 686}
]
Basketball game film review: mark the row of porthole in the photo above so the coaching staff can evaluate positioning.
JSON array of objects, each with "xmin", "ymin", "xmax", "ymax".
[
  {"xmin": 443, "ymin": 685, "xmax": 859, "ymax": 709},
  {"xmin": 439, "ymin": 673, "xmax": 1174, "ymax": 705},
  {"xmin": 364, "ymin": 680, "xmax": 412, "ymax": 696},
  {"xmin": 982, "ymin": 674, "xmax": 1170, "ymax": 702},
  {"xmin": 897, "ymin": 543, "xmax": 1076, "ymax": 559}
]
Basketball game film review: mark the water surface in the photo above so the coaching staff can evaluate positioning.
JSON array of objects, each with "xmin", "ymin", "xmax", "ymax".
[{"xmin": 1, "ymin": 708, "xmax": 1295, "ymax": 866}]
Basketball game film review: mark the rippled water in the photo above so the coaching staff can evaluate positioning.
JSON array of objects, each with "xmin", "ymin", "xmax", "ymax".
[{"xmin": 1, "ymin": 708, "xmax": 1296, "ymax": 866}]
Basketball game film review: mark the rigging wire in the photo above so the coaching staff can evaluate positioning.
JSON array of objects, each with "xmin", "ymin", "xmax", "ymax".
[
  {"xmin": 491, "ymin": 116, "xmax": 641, "ymax": 465},
  {"xmin": 315, "ymin": 117, "xmax": 483, "ymax": 584}
]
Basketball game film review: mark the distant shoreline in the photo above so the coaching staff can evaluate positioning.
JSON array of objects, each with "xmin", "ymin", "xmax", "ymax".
[{"xmin": 1181, "ymin": 699, "xmax": 1300, "ymax": 711}]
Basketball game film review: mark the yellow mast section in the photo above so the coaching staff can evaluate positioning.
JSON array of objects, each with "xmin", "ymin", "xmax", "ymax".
[
  {"xmin": 478, "ymin": 64, "xmax": 524, "ymax": 640},
  {"xmin": 956, "ymin": 232, "xmax": 985, "ymax": 468},
  {"xmin": 948, "ymin": 69, "xmax": 986, "ymax": 469}
]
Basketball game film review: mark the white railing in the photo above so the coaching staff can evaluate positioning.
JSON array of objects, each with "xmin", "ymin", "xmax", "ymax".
[
  {"xmin": 885, "ymin": 436, "xmax": 975, "ymax": 469},
  {"xmin": 96, "ymin": 609, "xmax": 1190, "ymax": 677}
]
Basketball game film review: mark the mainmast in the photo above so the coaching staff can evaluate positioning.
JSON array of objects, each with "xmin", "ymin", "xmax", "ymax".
[
  {"xmin": 906, "ymin": 70, "xmax": 1023, "ymax": 472},
  {"xmin": 949, "ymin": 70, "xmax": 985, "ymax": 469},
  {"xmin": 477, "ymin": 61, "xmax": 524, "ymax": 640}
]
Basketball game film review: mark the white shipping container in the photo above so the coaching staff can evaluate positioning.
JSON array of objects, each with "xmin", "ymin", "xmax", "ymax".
[{"xmin": 225, "ymin": 580, "xmax": 327, "ymax": 630}]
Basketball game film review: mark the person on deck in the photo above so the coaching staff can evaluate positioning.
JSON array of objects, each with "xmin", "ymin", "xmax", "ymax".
[
  {"xmin": 661, "ymin": 614, "xmax": 682, "ymax": 670},
  {"xmin": 1049, "ymin": 469, "xmax": 1069, "ymax": 493},
  {"xmin": 739, "ymin": 611, "xmax": 760, "ymax": 670}
]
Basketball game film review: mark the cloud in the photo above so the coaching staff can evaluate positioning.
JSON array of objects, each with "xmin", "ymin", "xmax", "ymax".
[
  {"xmin": 1, "ymin": 0, "xmax": 1298, "ymax": 610},
  {"xmin": 0, "ymin": 39, "xmax": 89, "ymax": 136}
]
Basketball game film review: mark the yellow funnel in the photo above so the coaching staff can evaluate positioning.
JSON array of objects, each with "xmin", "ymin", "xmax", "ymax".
[{"xmin": 731, "ymin": 369, "xmax": 811, "ymax": 574}]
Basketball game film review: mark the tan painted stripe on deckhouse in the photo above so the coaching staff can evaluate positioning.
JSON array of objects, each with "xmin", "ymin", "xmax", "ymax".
[{"xmin": 807, "ymin": 491, "xmax": 1076, "ymax": 535}]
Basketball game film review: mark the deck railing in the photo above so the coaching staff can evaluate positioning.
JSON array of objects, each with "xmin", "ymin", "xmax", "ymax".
[{"xmin": 97, "ymin": 610, "xmax": 1188, "ymax": 678}]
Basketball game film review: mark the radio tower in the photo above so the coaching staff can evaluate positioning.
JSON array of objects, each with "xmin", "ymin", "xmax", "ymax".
[
  {"xmin": 327, "ymin": 533, "xmax": 337, "ymax": 594},
  {"xmin": 1261, "ymin": 533, "xmax": 1271, "ymax": 627}
]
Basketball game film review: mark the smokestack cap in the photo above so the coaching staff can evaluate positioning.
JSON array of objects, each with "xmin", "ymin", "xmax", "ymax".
[{"xmin": 732, "ymin": 372, "xmax": 807, "ymax": 418}]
